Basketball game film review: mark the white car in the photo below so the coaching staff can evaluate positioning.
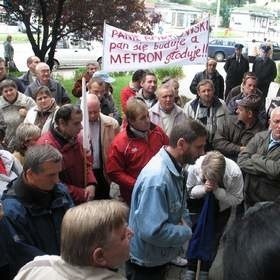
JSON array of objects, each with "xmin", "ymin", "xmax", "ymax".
[{"xmin": 51, "ymin": 38, "xmax": 103, "ymax": 69}]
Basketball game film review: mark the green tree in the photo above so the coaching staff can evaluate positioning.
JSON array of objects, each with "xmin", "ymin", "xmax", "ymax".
[{"xmin": 1, "ymin": 0, "xmax": 151, "ymax": 69}]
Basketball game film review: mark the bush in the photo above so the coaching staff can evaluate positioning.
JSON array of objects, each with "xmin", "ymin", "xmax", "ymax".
[{"xmin": 153, "ymin": 66, "xmax": 184, "ymax": 81}]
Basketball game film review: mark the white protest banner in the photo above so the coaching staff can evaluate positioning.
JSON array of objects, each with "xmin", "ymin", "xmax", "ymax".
[{"xmin": 102, "ymin": 18, "xmax": 209, "ymax": 72}]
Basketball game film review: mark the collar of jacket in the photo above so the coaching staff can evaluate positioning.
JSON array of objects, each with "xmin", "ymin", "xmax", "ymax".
[
  {"xmin": 126, "ymin": 122, "xmax": 156, "ymax": 139},
  {"xmin": 4, "ymin": 175, "xmax": 57, "ymax": 209},
  {"xmin": 51, "ymin": 125, "xmax": 77, "ymax": 147},
  {"xmin": 190, "ymin": 96, "xmax": 222, "ymax": 111}
]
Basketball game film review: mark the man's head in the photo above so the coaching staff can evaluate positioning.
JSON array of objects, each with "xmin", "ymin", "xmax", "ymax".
[
  {"xmin": 234, "ymin": 44, "xmax": 244, "ymax": 57},
  {"xmin": 126, "ymin": 97, "xmax": 150, "ymax": 132},
  {"xmin": 206, "ymin": 58, "xmax": 217, "ymax": 74},
  {"xmin": 132, "ymin": 69, "xmax": 146, "ymax": 90},
  {"xmin": 54, "ymin": 104, "xmax": 83, "ymax": 139},
  {"xmin": 197, "ymin": 79, "xmax": 215, "ymax": 106},
  {"xmin": 161, "ymin": 77, "xmax": 180, "ymax": 102},
  {"xmin": 61, "ymin": 200, "xmax": 132, "ymax": 269},
  {"xmin": 0, "ymin": 57, "xmax": 7, "ymax": 80},
  {"xmin": 156, "ymin": 84, "xmax": 175, "ymax": 113},
  {"xmin": 26, "ymin": 56, "xmax": 41, "ymax": 74},
  {"xmin": 168, "ymin": 120, "xmax": 207, "ymax": 165},
  {"xmin": 88, "ymin": 77, "xmax": 106, "ymax": 100},
  {"xmin": 236, "ymin": 94, "xmax": 261, "ymax": 123},
  {"xmin": 86, "ymin": 62, "xmax": 100, "ymax": 76},
  {"xmin": 14, "ymin": 123, "xmax": 41, "ymax": 154},
  {"xmin": 23, "ymin": 144, "xmax": 62, "ymax": 191},
  {"xmin": 87, "ymin": 94, "xmax": 101, "ymax": 122},
  {"xmin": 269, "ymin": 107, "xmax": 280, "ymax": 140},
  {"xmin": 6, "ymin": 35, "xmax": 12, "ymax": 42},
  {"xmin": 260, "ymin": 44, "xmax": 271, "ymax": 59},
  {"xmin": 241, "ymin": 72, "xmax": 257, "ymax": 96},
  {"xmin": 201, "ymin": 151, "xmax": 225, "ymax": 185},
  {"xmin": 0, "ymin": 79, "xmax": 18, "ymax": 103},
  {"xmin": 36, "ymin": 62, "xmax": 51, "ymax": 85},
  {"xmin": 140, "ymin": 71, "xmax": 157, "ymax": 98},
  {"xmin": 34, "ymin": 86, "xmax": 54, "ymax": 111}
]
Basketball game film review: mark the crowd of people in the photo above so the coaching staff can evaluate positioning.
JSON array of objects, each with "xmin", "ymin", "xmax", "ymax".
[{"xmin": 0, "ymin": 38, "xmax": 279, "ymax": 280}]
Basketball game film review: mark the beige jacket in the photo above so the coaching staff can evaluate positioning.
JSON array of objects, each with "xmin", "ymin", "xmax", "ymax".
[{"xmin": 14, "ymin": 255, "xmax": 126, "ymax": 280}]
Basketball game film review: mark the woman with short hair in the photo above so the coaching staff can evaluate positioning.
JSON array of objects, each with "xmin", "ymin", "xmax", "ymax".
[
  {"xmin": 24, "ymin": 86, "xmax": 59, "ymax": 134},
  {"xmin": 0, "ymin": 79, "xmax": 35, "ymax": 149},
  {"xmin": 13, "ymin": 123, "xmax": 41, "ymax": 165}
]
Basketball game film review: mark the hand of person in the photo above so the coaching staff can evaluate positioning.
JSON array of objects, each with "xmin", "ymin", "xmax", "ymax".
[
  {"xmin": 84, "ymin": 185, "xmax": 95, "ymax": 201},
  {"xmin": 240, "ymin": 146, "xmax": 246, "ymax": 152},
  {"xmin": 204, "ymin": 179, "xmax": 217, "ymax": 192},
  {"xmin": 18, "ymin": 108, "xmax": 27, "ymax": 118}
]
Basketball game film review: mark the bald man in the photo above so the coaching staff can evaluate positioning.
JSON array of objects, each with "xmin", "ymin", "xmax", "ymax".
[
  {"xmin": 87, "ymin": 94, "xmax": 120, "ymax": 199},
  {"xmin": 238, "ymin": 107, "xmax": 280, "ymax": 207},
  {"xmin": 24, "ymin": 62, "xmax": 70, "ymax": 106}
]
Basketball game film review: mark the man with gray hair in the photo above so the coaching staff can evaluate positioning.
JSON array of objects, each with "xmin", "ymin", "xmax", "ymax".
[
  {"xmin": 24, "ymin": 62, "xmax": 70, "ymax": 106},
  {"xmin": 0, "ymin": 144, "xmax": 73, "ymax": 278},
  {"xmin": 14, "ymin": 200, "xmax": 132, "ymax": 280}
]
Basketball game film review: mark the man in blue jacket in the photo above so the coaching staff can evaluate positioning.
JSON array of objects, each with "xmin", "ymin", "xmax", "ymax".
[
  {"xmin": 127, "ymin": 120, "xmax": 207, "ymax": 280},
  {"xmin": 0, "ymin": 144, "xmax": 73, "ymax": 279}
]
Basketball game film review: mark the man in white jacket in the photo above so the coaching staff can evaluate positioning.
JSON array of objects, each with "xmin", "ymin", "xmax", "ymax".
[{"xmin": 14, "ymin": 200, "xmax": 133, "ymax": 280}]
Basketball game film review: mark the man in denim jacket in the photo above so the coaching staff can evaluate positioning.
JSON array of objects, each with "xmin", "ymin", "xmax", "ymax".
[{"xmin": 127, "ymin": 120, "xmax": 207, "ymax": 280}]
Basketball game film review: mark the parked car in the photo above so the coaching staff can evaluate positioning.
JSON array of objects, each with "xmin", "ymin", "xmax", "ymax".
[
  {"xmin": 51, "ymin": 38, "xmax": 103, "ymax": 69},
  {"xmin": 17, "ymin": 21, "xmax": 41, "ymax": 33},
  {"xmin": 208, "ymin": 38, "xmax": 248, "ymax": 62}
]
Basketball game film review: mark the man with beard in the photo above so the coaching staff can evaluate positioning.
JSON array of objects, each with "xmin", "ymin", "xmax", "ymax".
[{"xmin": 127, "ymin": 121, "xmax": 207, "ymax": 280}]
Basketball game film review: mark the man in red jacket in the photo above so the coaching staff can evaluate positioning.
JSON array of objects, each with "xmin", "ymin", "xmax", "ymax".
[
  {"xmin": 37, "ymin": 104, "xmax": 96, "ymax": 204},
  {"xmin": 106, "ymin": 97, "xmax": 169, "ymax": 205}
]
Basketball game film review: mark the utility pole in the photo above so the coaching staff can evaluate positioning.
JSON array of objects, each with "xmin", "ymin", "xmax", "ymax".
[{"xmin": 215, "ymin": 0, "xmax": 221, "ymax": 31}]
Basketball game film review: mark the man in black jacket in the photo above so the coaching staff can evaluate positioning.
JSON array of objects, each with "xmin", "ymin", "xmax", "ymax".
[
  {"xmin": 190, "ymin": 58, "xmax": 224, "ymax": 100},
  {"xmin": 224, "ymin": 44, "xmax": 249, "ymax": 99},
  {"xmin": 253, "ymin": 45, "xmax": 277, "ymax": 98}
]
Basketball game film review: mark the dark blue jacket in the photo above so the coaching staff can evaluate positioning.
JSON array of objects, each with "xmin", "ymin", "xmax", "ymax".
[{"xmin": 0, "ymin": 175, "xmax": 73, "ymax": 278}]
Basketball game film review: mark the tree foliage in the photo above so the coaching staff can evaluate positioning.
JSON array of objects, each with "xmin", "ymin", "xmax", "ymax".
[{"xmin": 1, "ymin": 0, "xmax": 151, "ymax": 69}]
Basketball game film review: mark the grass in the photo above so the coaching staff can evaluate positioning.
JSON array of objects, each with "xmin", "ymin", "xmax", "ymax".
[
  {"xmin": 56, "ymin": 73, "xmax": 131, "ymax": 112},
  {"xmin": 0, "ymin": 33, "xmax": 29, "ymax": 43}
]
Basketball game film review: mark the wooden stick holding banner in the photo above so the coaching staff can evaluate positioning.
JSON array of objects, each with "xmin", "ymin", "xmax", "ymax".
[{"xmin": 81, "ymin": 77, "xmax": 90, "ymax": 187}]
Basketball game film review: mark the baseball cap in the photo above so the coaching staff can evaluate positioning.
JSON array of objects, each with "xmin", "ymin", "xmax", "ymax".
[
  {"xmin": 234, "ymin": 43, "xmax": 244, "ymax": 49},
  {"xmin": 236, "ymin": 94, "xmax": 262, "ymax": 111},
  {"xmin": 92, "ymin": 70, "xmax": 115, "ymax": 83},
  {"xmin": 260, "ymin": 44, "xmax": 271, "ymax": 53}
]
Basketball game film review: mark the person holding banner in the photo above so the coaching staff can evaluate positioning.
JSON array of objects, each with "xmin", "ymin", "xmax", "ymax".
[
  {"xmin": 190, "ymin": 59, "xmax": 224, "ymax": 100},
  {"xmin": 120, "ymin": 69, "xmax": 146, "ymax": 114},
  {"xmin": 72, "ymin": 61, "xmax": 100, "ymax": 98},
  {"xmin": 37, "ymin": 104, "xmax": 97, "ymax": 205}
]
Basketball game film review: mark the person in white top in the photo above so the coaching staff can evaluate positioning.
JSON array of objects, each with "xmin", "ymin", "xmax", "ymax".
[{"xmin": 14, "ymin": 200, "xmax": 133, "ymax": 280}]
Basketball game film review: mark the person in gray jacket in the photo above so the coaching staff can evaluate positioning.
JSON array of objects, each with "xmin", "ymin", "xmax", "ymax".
[
  {"xmin": 24, "ymin": 62, "xmax": 70, "ymax": 106},
  {"xmin": 238, "ymin": 107, "xmax": 280, "ymax": 208},
  {"xmin": 213, "ymin": 94, "xmax": 265, "ymax": 161},
  {"xmin": 184, "ymin": 79, "xmax": 228, "ymax": 151},
  {"xmin": 149, "ymin": 83, "xmax": 187, "ymax": 137}
]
